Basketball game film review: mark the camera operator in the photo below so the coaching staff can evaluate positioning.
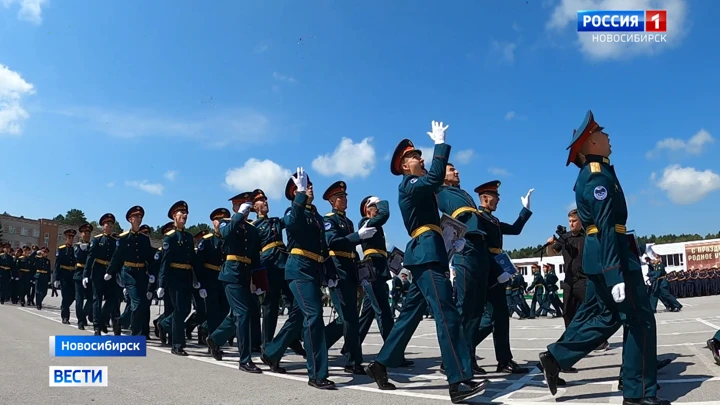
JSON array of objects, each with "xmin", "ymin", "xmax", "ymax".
[{"xmin": 545, "ymin": 209, "xmax": 586, "ymax": 328}]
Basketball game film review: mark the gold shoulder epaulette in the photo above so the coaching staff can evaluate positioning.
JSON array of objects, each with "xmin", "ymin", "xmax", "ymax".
[
  {"xmin": 94, "ymin": 233, "xmax": 103, "ymax": 238},
  {"xmin": 202, "ymin": 233, "xmax": 214, "ymax": 239},
  {"xmin": 590, "ymin": 162, "xmax": 601, "ymax": 173},
  {"xmin": 119, "ymin": 231, "xmax": 129, "ymax": 237},
  {"xmin": 157, "ymin": 247, "xmax": 162, "ymax": 251},
  {"xmin": 164, "ymin": 229, "xmax": 176, "ymax": 236},
  {"xmin": 324, "ymin": 212, "xmax": 334, "ymax": 217},
  {"xmin": 58, "ymin": 245, "xmax": 66, "ymax": 249}
]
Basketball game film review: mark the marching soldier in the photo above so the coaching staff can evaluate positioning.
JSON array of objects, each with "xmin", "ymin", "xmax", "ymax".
[
  {"xmin": 34, "ymin": 247, "xmax": 52, "ymax": 309},
  {"xmin": 0, "ymin": 243, "xmax": 14, "ymax": 304},
  {"xmin": 16, "ymin": 246, "xmax": 34, "ymax": 307},
  {"xmin": 527, "ymin": 264, "xmax": 545, "ymax": 318},
  {"xmin": 472, "ymin": 180, "xmax": 533, "ymax": 374},
  {"xmin": 196, "ymin": 208, "xmax": 229, "ymax": 348},
  {"xmin": 11, "ymin": 248, "xmax": 22, "ymax": 304},
  {"xmin": 157, "ymin": 201, "xmax": 197, "ymax": 356},
  {"xmin": 29, "ymin": 244, "xmax": 39, "ymax": 305},
  {"xmin": 83, "ymin": 213, "xmax": 119, "ymax": 335},
  {"xmin": 138, "ymin": 224, "xmax": 155, "ymax": 337},
  {"xmin": 186, "ymin": 230, "xmax": 209, "ymax": 343},
  {"xmin": 54, "ymin": 229, "xmax": 78, "ymax": 324},
  {"xmin": 262, "ymin": 169, "xmax": 337, "ymax": 389},
  {"xmin": 364, "ymin": 121, "xmax": 488, "ymax": 403},
  {"xmin": 74, "ymin": 223, "xmax": 94, "ymax": 329},
  {"xmin": 539, "ymin": 110, "xmax": 668, "ymax": 405},
  {"xmin": 205, "ymin": 193, "xmax": 262, "ymax": 371},
  {"xmin": 107, "ymin": 206, "xmax": 155, "ymax": 336},
  {"xmin": 543, "ymin": 264, "xmax": 563, "ymax": 316},
  {"xmin": 152, "ymin": 221, "xmax": 176, "ymax": 339},
  {"xmin": 323, "ymin": 180, "xmax": 376, "ymax": 374}
]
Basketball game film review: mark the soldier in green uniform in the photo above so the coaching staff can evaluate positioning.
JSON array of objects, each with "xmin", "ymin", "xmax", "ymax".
[
  {"xmin": 157, "ymin": 201, "xmax": 197, "ymax": 356},
  {"xmin": 16, "ymin": 246, "xmax": 35, "ymax": 307},
  {"xmin": 29, "ymin": 245, "xmax": 39, "ymax": 305},
  {"xmin": 186, "ymin": 230, "xmax": 209, "ymax": 344},
  {"xmin": 195, "ymin": 208, "xmax": 229, "ymax": 350},
  {"xmin": 204, "ymin": 193, "xmax": 262, "ymax": 371},
  {"xmin": 261, "ymin": 169, "xmax": 337, "ymax": 389},
  {"xmin": 322, "ymin": 180, "xmax": 376, "ymax": 374},
  {"xmin": 34, "ymin": 247, "xmax": 52, "ymax": 309},
  {"xmin": 106, "ymin": 206, "xmax": 155, "ymax": 337},
  {"xmin": 152, "ymin": 221, "xmax": 175, "ymax": 339},
  {"xmin": 74, "ymin": 223, "xmax": 93, "ymax": 329},
  {"xmin": 543, "ymin": 264, "xmax": 563, "ymax": 316},
  {"xmin": 139, "ymin": 224, "xmax": 156, "ymax": 338},
  {"xmin": 54, "ymin": 229, "xmax": 78, "ymax": 323},
  {"xmin": 83, "ymin": 213, "xmax": 119, "ymax": 335},
  {"xmin": 356, "ymin": 195, "xmax": 413, "ymax": 367},
  {"xmin": 472, "ymin": 180, "xmax": 533, "ymax": 374},
  {"xmin": 539, "ymin": 110, "xmax": 669, "ymax": 405},
  {"xmin": 527, "ymin": 264, "xmax": 545, "ymax": 318},
  {"xmin": 0, "ymin": 243, "xmax": 15, "ymax": 304},
  {"xmin": 436, "ymin": 162, "xmax": 490, "ymax": 374},
  {"xmin": 364, "ymin": 121, "xmax": 488, "ymax": 403}
]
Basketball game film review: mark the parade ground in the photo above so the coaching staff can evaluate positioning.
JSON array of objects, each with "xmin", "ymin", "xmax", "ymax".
[{"xmin": 2, "ymin": 295, "xmax": 719, "ymax": 405}]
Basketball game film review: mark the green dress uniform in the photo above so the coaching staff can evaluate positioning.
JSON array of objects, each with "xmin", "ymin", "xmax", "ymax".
[
  {"xmin": 368, "ymin": 140, "xmax": 474, "ymax": 387},
  {"xmin": 54, "ymin": 230, "xmax": 78, "ymax": 323},
  {"xmin": 263, "ymin": 176, "xmax": 336, "ymax": 389},
  {"xmin": 473, "ymin": 181, "xmax": 532, "ymax": 372},
  {"xmin": 16, "ymin": 252, "xmax": 35, "ymax": 306},
  {"xmin": 194, "ymin": 225, "xmax": 227, "ymax": 338},
  {"xmin": 74, "ymin": 224, "xmax": 94, "ymax": 329},
  {"xmin": 322, "ymin": 181, "xmax": 364, "ymax": 370},
  {"xmin": 34, "ymin": 252, "xmax": 51, "ymax": 308},
  {"xmin": 0, "ymin": 245, "xmax": 15, "ymax": 303},
  {"xmin": 158, "ymin": 201, "xmax": 197, "ymax": 355},
  {"xmin": 436, "ymin": 184, "xmax": 491, "ymax": 371},
  {"xmin": 153, "ymin": 222, "xmax": 175, "ymax": 333},
  {"xmin": 528, "ymin": 267, "xmax": 545, "ymax": 317},
  {"xmin": 207, "ymin": 195, "xmax": 263, "ymax": 371},
  {"xmin": 84, "ymin": 214, "xmax": 119, "ymax": 335},
  {"xmin": 541, "ymin": 111, "xmax": 661, "ymax": 404},
  {"xmin": 655, "ymin": 262, "xmax": 682, "ymax": 311}
]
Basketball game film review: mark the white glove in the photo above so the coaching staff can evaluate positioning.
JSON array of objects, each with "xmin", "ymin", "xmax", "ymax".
[
  {"xmin": 366, "ymin": 196, "xmax": 381, "ymax": 207},
  {"xmin": 254, "ymin": 288, "xmax": 264, "ymax": 296},
  {"xmin": 521, "ymin": 188, "xmax": 535, "ymax": 210},
  {"xmin": 103, "ymin": 273, "xmax": 112, "ymax": 281},
  {"xmin": 157, "ymin": 288, "xmax": 165, "ymax": 298},
  {"xmin": 452, "ymin": 238, "xmax": 466, "ymax": 252},
  {"xmin": 82, "ymin": 277, "xmax": 88, "ymax": 288},
  {"xmin": 358, "ymin": 224, "xmax": 377, "ymax": 240},
  {"xmin": 79, "ymin": 243, "xmax": 88, "ymax": 251},
  {"xmin": 328, "ymin": 279, "xmax": 338, "ymax": 288},
  {"xmin": 193, "ymin": 281, "xmax": 201, "ymax": 289},
  {"xmin": 199, "ymin": 289, "xmax": 207, "ymax": 299},
  {"xmin": 54, "ymin": 281, "xmax": 60, "ymax": 288},
  {"xmin": 238, "ymin": 202, "xmax": 253, "ymax": 217},
  {"xmin": 426, "ymin": 120, "xmax": 449, "ymax": 145},
  {"xmin": 497, "ymin": 272, "xmax": 511, "ymax": 284},
  {"xmin": 148, "ymin": 275, "xmax": 156, "ymax": 283},
  {"xmin": 611, "ymin": 283, "xmax": 626, "ymax": 303},
  {"xmin": 123, "ymin": 288, "xmax": 127, "ymax": 295},
  {"xmin": 15, "ymin": 277, "xmax": 19, "ymax": 281},
  {"xmin": 292, "ymin": 167, "xmax": 308, "ymax": 192},
  {"xmin": 146, "ymin": 292, "xmax": 153, "ymax": 300},
  {"xmin": 449, "ymin": 265, "xmax": 455, "ymax": 272}
]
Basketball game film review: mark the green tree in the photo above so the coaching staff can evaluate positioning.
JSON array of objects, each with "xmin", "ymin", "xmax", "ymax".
[
  {"xmin": 53, "ymin": 209, "xmax": 88, "ymax": 226},
  {"xmin": 187, "ymin": 223, "xmax": 212, "ymax": 236}
]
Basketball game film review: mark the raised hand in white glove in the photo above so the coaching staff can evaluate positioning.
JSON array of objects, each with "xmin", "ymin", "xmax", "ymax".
[
  {"xmin": 238, "ymin": 202, "xmax": 253, "ymax": 217},
  {"xmin": 82, "ymin": 277, "xmax": 88, "ymax": 288},
  {"xmin": 292, "ymin": 167, "xmax": 308, "ymax": 193},
  {"xmin": 146, "ymin": 292, "xmax": 153, "ymax": 300},
  {"xmin": 80, "ymin": 243, "xmax": 88, "ymax": 251},
  {"xmin": 452, "ymin": 238, "xmax": 466, "ymax": 252},
  {"xmin": 193, "ymin": 282, "xmax": 201, "ymax": 289},
  {"xmin": 103, "ymin": 273, "xmax": 112, "ymax": 281},
  {"xmin": 156, "ymin": 288, "xmax": 165, "ymax": 298},
  {"xmin": 521, "ymin": 188, "xmax": 535, "ymax": 210},
  {"xmin": 123, "ymin": 288, "xmax": 127, "ymax": 295},
  {"xmin": 199, "ymin": 289, "xmax": 207, "ymax": 299},
  {"xmin": 426, "ymin": 120, "xmax": 449, "ymax": 145},
  {"xmin": 358, "ymin": 224, "xmax": 377, "ymax": 240},
  {"xmin": 497, "ymin": 272, "xmax": 511, "ymax": 284},
  {"xmin": 328, "ymin": 279, "xmax": 338, "ymax": 288},
  {"xmin": 611, "ymin": 283, "xmax": 626, "ymax": 303},
  {"xmin": 53, "ymin": 281, "xmax": 60, "ymax": 288},
  {"xmin": 366, "ymin": 196, "xmax": 381, "ymax": 207},
  {"xmin": 148, "ymin": 275, "xmax": 156, "ymax": 284}
]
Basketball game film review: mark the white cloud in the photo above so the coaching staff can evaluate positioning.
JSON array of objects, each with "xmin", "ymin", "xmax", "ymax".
[
  {"xmin": 224, "ymin": 158, "xmax": 292, "ymax": 200},
  {"xmin": 489, "ymin": 167, "xmax": 510, "ymax": 176},
  {"xmin": 417, "ymin": 146, "xmax": 435, "ymax": 160},
  {"xmin": 491, "ymin": 40, "xmax": 517, "ymax": 64},
  {"xmin": 125, "ymin": 180, "xmax": 164, "ymax": 196},
  {"xmin": 652, "ymin": 165, "xmax": 720, "ymax": 204},
  {"xmin": 505, "ymin": 111, "xmax": 516, "ymax": 120},
  {"xmin": 106, "ymin": 181, "xmax": 115, "ymax": 188},
  {"xmin": 454, "ymin": 149, "xmax": 475, "ymax": 164},
  {"xmin": 646, "ymin": 129, "xmax": 714, "ymax": 159},
  {"xmin": 163, "ymin": 170, "xmax": 178, "ymax": 181},
  {"xmin": 1, "ymin": 0, "xmax": 47, "ymax": 24},
  {"xmin": 0, "ymin": 64, "xmax": 35, "ymax": 135},
  {"xmin": 546, "ymin": 0, "xmax": 689, "ymax": 61},
  {"xmin": 253, "ymin": 43, "xmax": 269, "ymax": 54},
  {"xmin": 312, "ymin": 137, "xmax": 376, "ymax": 178},
  {"xmin": 272, "ymin": 72, "xmax": 296, "ymax": 83},
  {"xmin": 54, "ymin": 106, "xmax": 270, "ymax": 147}
]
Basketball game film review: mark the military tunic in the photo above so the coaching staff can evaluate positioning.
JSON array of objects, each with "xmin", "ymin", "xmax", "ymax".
[
  {"xmin": 16, "ymin": 255, "xmax": 34, "ymax": 306},
  {"xmin": 34, "ymin": 256, "xmax": 51, "ymax": 308},
  {"xmin": 54, "ymin": 243, "xmax": 77, "ymax": 321},
  {"xmin": 548, "ymin": 154, "xmax": 658, "ymax": 400},
  {"xmin": 158, "ymin": 227, "xmax": 196, "ymax": 350},
  {"xmin": 84, "ymin": 233, "xmax": 119, "ymax": 333},
  {"xmin": 374, "ymin": 143, "xmax": 473, "ymax": 385},
  {"xmin": 0, "ymin": 253, "xmax": 15, "ymax": 303}
]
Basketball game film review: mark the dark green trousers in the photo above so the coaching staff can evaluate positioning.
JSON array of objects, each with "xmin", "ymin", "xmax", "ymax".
[
  {"xmin": 60, "ymin": 279, "xmax": 76, "ymax": 320},
  {"xmin": 265, "ymin": 279, "xmax": 329, "ymax": 381},
  {"xmin": 121, "ymin": 269, "xmax": 149, "ymax": 336},
  {"xmin": 261, "ymin": 269, "xmax": 293, "ymax": 348},
  {"xmin": 357, "ymin": 278, "xmax": 395, "ymax": 343},
  {"xmin": 325, "ymin": 280, "xmax": 363, "ymax": 366},
  {"xmin": 375, "ymin": 263, "xmax": 473, "ymax": 385},
  {"xmin": 452, "ymin": 246, "xmax": 488, "ymax": 361},
  {"xmin": 159, "ymin": 285, "xmax": 192, "ymax": 350},
  {"xmin": 209, "ymin": 282, "xmax": 253, "ymax": 363},
  {"xmin": 549, "ymin": 271, "xmax": 657, "ymax": 399},
  {"xmin": 474, "ymin": 280, "xmax": 512, "ymax": 364},
  {"xmin": 73, "ymin": 280, "xmax": 92, "ymax": 324},
  {"xmin": 201, "ymin": 284, "xmax": 227, "ymax": 336}
]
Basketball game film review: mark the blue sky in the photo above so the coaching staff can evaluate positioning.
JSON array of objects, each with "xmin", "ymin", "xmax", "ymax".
[{"xmin": 1, "ymin": 0, "xmax": 718, "ymax": 251}]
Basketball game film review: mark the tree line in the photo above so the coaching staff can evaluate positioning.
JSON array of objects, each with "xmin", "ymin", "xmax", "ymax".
[{"xmin": 507, "ymin": 232, "xmax": 720, "ymax": 259}]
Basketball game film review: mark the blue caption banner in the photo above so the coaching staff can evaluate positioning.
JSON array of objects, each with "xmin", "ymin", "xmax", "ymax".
[
  {"xmin": 50, "ymin": 335, "xmax": 147, "ymax": 357},
  {"xmin": 577, "ymin": 10, "xmax": 645, "ymax": 32}
]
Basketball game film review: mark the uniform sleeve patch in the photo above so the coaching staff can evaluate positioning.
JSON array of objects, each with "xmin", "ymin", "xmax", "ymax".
[
  {"xmin": 116, "ymin": 240, "xmax": 120, "ymax": 247},
  {"xmin": 324, "ymin": 221, "xmax": 332, "ymax": 230},
  {"xmin": 219, "ymin": 222, "xmax": 227, "ymax": 228},
  {"xmin": 410, "ymin": 178, "xmax": 418, "ymax": 184},
  {"xmin": 198, "ymin": 241, "xmax": 204, "ymax": 251},
  {"xmin": 594, "ymin": 185, "xmax": 608, "ymax": 200},
  {"xmin": 154, "ymin": 252, "xmax": 160, "ymax": 261},
  {"xmin": 162, "ymin": 242, "xmax": 169, "ymax": 250}
]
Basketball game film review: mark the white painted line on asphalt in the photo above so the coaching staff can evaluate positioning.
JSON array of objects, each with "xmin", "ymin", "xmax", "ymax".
[{"xmin": 695, "ymin": 318, "xmax": 720, "ymax": 330}]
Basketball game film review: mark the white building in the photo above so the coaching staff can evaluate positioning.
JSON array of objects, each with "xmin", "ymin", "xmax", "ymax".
[{"xmin": 510, "ymin": 237, "xmax": 720, "ymax": 284}]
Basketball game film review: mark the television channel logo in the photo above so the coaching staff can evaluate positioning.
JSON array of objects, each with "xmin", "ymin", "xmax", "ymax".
[
  {"xmin": 577, "ymin": 10, "xmax": 667, "ymax": 32},
  {"xmin": 49, "ymin": 366, "xmax": 108, "ymax": 387}
]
